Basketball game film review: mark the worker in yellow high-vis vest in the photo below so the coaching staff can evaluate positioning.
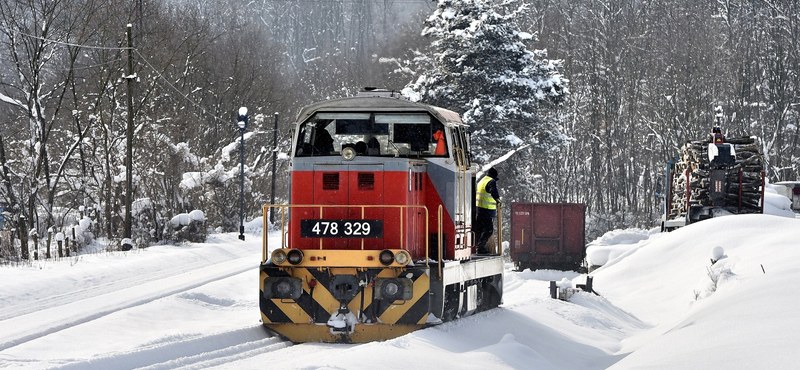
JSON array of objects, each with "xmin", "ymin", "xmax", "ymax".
[{"xmin": 475, "ymin": 167, "xmax": 501, "ymax": 255}]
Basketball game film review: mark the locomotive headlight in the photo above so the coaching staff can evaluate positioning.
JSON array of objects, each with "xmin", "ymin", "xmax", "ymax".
[
  {"xmin": 273, "ymin": 278, "xmax": 293, "ymax": 296},
  {"xmin": 383, "ymin": 279, "xmax": 401, "ymax": 298},
  {"xmin": 342, "ymin": 146, "xmax": 356, "ymax": 161},
  {"xmin": 394, "ymin": 250, "xmax": 410, "ymax": 266},
  {"xmin": 379, "ymin": 249, "xmax": 394, "ymax": 266},
  {"xmin": 287, "ymin": 249, "xmax": 304, "ymax": 265},
  {"xmin": 374, "ymin": 277, "xmax": 412, "ymax": 301},
  {"xmin": 271, "ymin": 249, "xmax": 287, "ymax": 264},
  {"xmin": 264, "ymin": 277, "xmax": 303, "ymax": 300}
]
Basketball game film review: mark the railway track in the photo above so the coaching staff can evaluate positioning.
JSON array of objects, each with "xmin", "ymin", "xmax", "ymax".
[{"xmin": 0, "ymin": 235, "xmax": 294, "ymax": 369}]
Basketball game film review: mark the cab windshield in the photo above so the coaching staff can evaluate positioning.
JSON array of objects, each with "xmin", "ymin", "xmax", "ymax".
[{"xmin": 294, "ymin": 112, "xmax": 447, "ymax": 158}]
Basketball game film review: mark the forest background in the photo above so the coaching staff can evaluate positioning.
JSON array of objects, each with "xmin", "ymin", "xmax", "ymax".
[{"xmin": 1, "ymin": 0, "xmax": 798, "ymax": 257}]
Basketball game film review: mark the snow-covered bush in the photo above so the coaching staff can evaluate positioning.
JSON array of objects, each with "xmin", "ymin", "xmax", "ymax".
[
  {"xmin": 167, "ymin": 210, "xmax": 207, "ymax": 243},
  {"xmin": 179, "ymin": 163, "xmax": 242, "ymax": 233},
  {"xmin": 74, "ymin": 216, "xmax": 95, "ymax": 250},
  {"xmin": 129, "ymin": 198, "xmax": 159, "ymax": 248}
]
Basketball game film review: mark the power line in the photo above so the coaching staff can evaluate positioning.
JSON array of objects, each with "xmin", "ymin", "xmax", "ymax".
[
  {"xmin": 132, "ymin": 49, "xmax": 234, "ymax": 129},
  {"xmin": 1, "ymin": 23, "xmax": 236, "ymax": 129},
  {"xmin": 41, "ymin": 57, "xmax": 125, "ymax": 73},
  {"xmin": 0, "ymin": 24, "xmax": 131, "ymax": 51}
]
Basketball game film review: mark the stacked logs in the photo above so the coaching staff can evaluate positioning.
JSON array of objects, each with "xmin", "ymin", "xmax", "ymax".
[{"xmin": 667, "ymin": 136, "xmax": 764, "ymax": 220}]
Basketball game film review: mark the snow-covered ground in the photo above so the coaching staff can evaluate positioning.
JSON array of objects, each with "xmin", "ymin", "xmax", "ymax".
[{"xmin": 1, "ymin": 209, "xmax": 798, "ymax": 369}]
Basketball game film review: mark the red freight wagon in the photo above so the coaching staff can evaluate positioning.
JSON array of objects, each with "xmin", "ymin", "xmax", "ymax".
[{"xmin": 509, "ymin": 202, "xmax": 586, "ymax": 272}]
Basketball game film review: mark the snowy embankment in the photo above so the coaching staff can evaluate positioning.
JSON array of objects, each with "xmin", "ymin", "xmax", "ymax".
[
  {"xmin": 595, "ymin": 215, "xmax": 800, "ymax": 369},
  {"xmin": 1, "ymin": 210, "xmax": 799, "ymax": 369}
]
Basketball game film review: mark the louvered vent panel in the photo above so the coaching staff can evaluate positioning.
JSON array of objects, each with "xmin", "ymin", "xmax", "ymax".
[
  {"xmin": 322, "ymin": 173, "xmax": 339, "ymax": 190},
  {"xmin": 358, "ymin": 173, "xmax": 374, "ymax": 190}
]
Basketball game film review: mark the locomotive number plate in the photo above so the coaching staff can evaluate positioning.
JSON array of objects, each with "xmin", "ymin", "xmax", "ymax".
[{"xmin": 300, "ymin": 219, "xmax": 383, "ymax": 238}]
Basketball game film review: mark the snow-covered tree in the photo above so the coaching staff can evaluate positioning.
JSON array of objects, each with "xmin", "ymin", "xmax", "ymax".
[{"xmin": 403, "ymin": 0, "xmax": 569, "ymax": 164}]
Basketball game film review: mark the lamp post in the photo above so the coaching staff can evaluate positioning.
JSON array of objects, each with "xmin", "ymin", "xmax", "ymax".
[{"xmin": 237, "ymin": 107, "xmax": 248, "ymax": 241}]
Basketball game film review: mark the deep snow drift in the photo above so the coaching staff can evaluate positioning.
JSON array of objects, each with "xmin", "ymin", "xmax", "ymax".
[{"xmin": 1, "ymin": 212, "xmax": 798, "ymax": 369}]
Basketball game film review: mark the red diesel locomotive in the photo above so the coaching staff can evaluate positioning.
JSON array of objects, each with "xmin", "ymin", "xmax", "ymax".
[{"xmin": 259, "ymin": 89, "xmax": 504, "ymax": 343}]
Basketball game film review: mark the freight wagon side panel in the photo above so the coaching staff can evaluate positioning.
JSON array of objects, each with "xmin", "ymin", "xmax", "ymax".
[
  {"xmin": 562, "ymin": 204, "xmax": 586, "ymax": 259},
  {"xmin": 510, "ymin": 203, "xmax": 532, "ymax": 263},
  {"xmin": 510, "ymin": 202, "xmax": 586, "ymax": 271},
  {"xmin": 532, "ymin": 203, "xmax": 563, "ymax": 255}
]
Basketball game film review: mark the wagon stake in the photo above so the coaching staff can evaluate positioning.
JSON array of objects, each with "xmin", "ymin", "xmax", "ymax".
[{"xmin": 576, "ymin": 275, "xmax": 596, "ymax": 295}]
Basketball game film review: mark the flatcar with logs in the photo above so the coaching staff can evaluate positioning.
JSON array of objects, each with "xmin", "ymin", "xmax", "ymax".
[
  {"xmin": 661, "ymin": 134, "xmax": 765, "ymax": 231},
  {"xmin": 259, "ymin": 88, "xmax": 504, "ymax": 343}
]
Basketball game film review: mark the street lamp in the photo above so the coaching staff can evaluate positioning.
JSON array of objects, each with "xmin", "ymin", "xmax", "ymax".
[{"xmin": 237, "ymin": 106, "xmax": 248, "ymax": 241}]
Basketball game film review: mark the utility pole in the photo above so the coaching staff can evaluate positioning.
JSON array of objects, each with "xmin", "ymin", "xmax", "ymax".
[
  {"xmin": 269, "ymin": 113, "xmax": 279, "ymax": 225},
  {"xmin": 237, "ymin": 107, "xmax": 248, "ymax": 241},
  {"xmin": 124, "ymin": 24, "xmax": 134, "ymax": 244}
]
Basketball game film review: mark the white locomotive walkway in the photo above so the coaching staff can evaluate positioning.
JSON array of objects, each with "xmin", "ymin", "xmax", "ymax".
[{"xmin": 1, "ymin": 214, "xmax": 799, "ymax": 369}]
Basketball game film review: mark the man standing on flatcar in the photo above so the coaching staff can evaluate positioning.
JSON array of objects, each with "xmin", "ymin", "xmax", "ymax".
[
  {"xmin": 710, "ymin": 126, "xmax": 725, "ymax": 144},
  {"xmin": 475, "ymin": 167, "xmax": 501, "ymax": 255}
]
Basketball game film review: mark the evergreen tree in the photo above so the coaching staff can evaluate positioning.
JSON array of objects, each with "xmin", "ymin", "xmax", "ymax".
[{"xmin": 402, "ymin": 0, "xmax": 569, "ymax": 165}]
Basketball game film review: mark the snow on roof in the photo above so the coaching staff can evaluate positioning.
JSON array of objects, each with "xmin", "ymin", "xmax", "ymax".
[{"xmin": 295, "ymin": 96, "xmax": 465, "ymax": 128}]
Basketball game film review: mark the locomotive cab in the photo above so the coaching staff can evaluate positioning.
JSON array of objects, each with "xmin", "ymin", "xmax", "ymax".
[
  {"xmin": 294, "ymin": 112, "xmax": 448, "ymax": 158},
  {"xmin": 286, "ymin": 96, "xmax": 476, "ymax": 261}
]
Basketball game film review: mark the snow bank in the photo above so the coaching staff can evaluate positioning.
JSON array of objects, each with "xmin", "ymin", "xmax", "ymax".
[
  {"xmin": 763, "ymin": 183, "xmax": 795, "ymax": 218},
  {"xmin": 585, "ymin": 228, "xmax": 653, "ymax": 267},
  {"xmin": 598, "ymin": 214, "xmax": 800, "ymax": 369}
]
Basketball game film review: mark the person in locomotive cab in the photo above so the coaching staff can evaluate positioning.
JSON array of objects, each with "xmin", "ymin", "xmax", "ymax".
[
  {"xmin": 475, "ymin": 167, "xmax": 501, "ymax": 255},
  {"xmin": 433, "ymin": 129, "xmax": 446, "ymax": 155},
  {"xmin": 710, "ymin": 126, "xmax": 725, "ymax": 144},
  {"xmin": 313, "ymin": 127, "xmax": 334, "ymax": 155}
]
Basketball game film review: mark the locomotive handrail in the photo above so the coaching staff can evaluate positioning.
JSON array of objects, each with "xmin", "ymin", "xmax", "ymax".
[
  {"xmin": 262, "ymin": 204, "xmax": 437, "ymax": 266},
  {"xmin": 438, "ymin": 205, "xmax": 443, "ymax": 280},
  {"xmin": 495, "ymin": 202, "xmax": 503, "ymax": 255},
  {"xmin": 452, "ymin": 146, "xmax": 471, "ymax": 255},
  {"xmin": 452, "ymin": 147, "xmax": 468, "ymax": 226}
]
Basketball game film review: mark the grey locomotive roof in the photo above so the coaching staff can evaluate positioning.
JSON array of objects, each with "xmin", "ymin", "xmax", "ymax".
[{"xmin": 294, "ymin": 96, "xmax": 465, "ymax": 127}]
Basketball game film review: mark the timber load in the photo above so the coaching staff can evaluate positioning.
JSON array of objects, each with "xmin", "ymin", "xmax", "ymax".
[{"xmin": 666, "ymin": 136, "xmax": 764, "ymax": 225}]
